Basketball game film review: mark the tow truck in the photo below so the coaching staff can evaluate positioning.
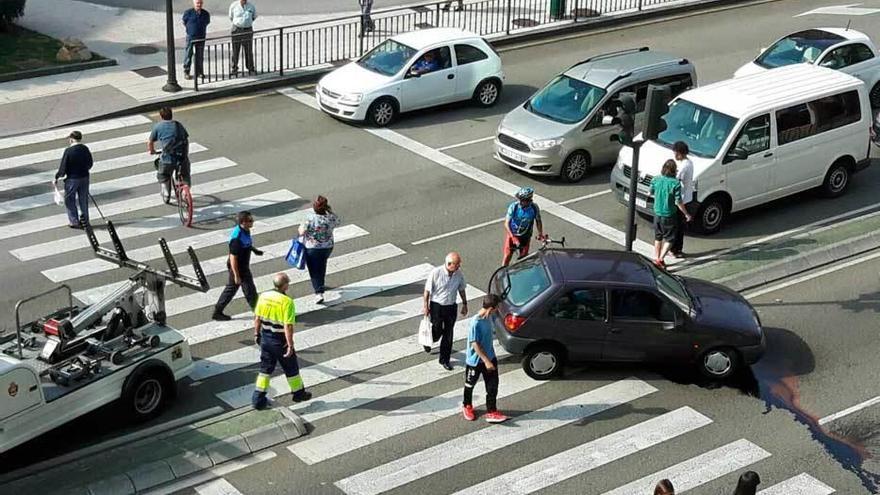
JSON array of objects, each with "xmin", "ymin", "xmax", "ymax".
[{"xmin": 0, "ymin": 219, "xmax": 209, "ymax": 454}]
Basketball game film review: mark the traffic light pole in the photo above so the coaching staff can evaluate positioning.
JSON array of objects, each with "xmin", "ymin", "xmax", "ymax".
[{"xmin": 625, "ymin": 139, "xmax": 643, "ymax": 252}]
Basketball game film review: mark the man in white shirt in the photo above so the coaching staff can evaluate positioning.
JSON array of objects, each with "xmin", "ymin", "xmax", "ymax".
[
  {"xmin": 228, "ymin": 0, "xmax": 257, "ymax": 76},
  {"xmin": 671, "ymin": 141, "xmax": 694, "ymax": 257},
  {"xmin": 423, "ymin": 252, "xmax": 468, "ymax": 370}
]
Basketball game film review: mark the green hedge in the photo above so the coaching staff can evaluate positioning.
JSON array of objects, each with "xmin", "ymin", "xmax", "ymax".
[{"xmin": 0, "ymin": 0, "xmax": 26, "ymax": 29}]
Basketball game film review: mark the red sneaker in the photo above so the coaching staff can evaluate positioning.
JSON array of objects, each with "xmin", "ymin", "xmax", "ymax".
[
  {"xmin": 462, "ymin": 404, "xmax": 476, "ymax": 421},
  {"xmin": 484, "ymin": 410, "xmax": 509, "ymax": 423}
]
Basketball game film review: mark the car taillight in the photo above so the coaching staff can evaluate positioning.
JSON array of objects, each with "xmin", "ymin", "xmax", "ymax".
[{"xmin": 504, "ymin": 313, "xmax": 527, "ymax": 332}]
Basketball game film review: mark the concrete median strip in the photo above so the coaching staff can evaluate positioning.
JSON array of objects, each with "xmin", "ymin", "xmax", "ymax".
[{"xmin": 5, "ymin": 407, "xmax": 308, "ymax": 495}]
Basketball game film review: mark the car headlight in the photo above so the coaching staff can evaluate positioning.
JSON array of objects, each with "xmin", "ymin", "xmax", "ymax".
[
  {"xmin": 339, "ymin": 92, "xmax": 363, "ymax": 104},
  {"xmin": 531, "ymin": 138, "xmax": 563, "ymax": 150}
]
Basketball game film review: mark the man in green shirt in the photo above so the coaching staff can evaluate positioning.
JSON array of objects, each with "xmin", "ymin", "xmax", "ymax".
[{"xmin": 650, "ymin": 159, "xmax": 692, "ymax": 268}]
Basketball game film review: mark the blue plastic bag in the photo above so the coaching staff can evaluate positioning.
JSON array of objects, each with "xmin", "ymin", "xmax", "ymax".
[{"xmin": 285, "ymin": 237, "xmax": 306, "ymax": 269}]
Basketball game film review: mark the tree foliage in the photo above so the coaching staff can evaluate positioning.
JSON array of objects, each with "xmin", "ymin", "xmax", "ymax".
[{"xmin": 0, "ymin": 0, "xmax": 26, "ymax": 31}]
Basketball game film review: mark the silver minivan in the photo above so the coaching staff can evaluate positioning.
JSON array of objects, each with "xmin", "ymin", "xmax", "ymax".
[{"xmin": 494, "ymin": 47, "xmax": 696, "ymax": 182}]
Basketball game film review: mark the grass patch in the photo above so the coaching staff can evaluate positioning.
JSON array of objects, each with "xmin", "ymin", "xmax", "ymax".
[{"xmin": 0, "ymin": 25, "xmax": 104, "ymax": 75}]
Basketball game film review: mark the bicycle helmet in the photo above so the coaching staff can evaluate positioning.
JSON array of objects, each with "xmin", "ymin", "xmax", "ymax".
[{"xmin": 515, "ymin": 186, "xmax": 534, "ymax": 201}]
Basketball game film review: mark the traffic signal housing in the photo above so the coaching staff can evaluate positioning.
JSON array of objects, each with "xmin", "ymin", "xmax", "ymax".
[
  {"xmin": 644, "ymin": 84, "xmax": 672, "ymax": 141},
  {"xmin": 603, "ymin": 91, "xmax": 636, "ymax": 145}
]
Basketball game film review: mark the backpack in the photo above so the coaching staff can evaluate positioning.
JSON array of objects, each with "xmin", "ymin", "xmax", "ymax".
[{"xmin": 164, "ymin": 122, "xmax": 189, "ymax": 163}]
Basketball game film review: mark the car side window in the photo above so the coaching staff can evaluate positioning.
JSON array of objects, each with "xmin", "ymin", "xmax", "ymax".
[
  {"xmin": 810, "ymin": 90, "xmax": 861, "ymax": 133},
  {"xmin": 731, "ymin": 114, "xmax": 770, "ymax": 156},
  {"xmin": 851, "ymin": 43, "xmax": 875, "ymax": 64},
  {"xmin": 776, "ymin": 103, "xmax": 815, "ymax": 145},
  {"xmin": 454, "ymin": 44, "xmax": 489, "ymax": 66},
  {"xmin": 548, "ymin": 289, "xmax": 606, "ymax": 321},
  {"xmin": 611, "ymin": 289, "xmax": 675, "ymax": 322},
  {"xmin": 410, "ymin": 46, "xmax": 452, "ymax": 75},
  {"xmin": 604, "ymin": 83, "xmax": 646, "ymax": 115},
  {"xmin": 819, "ymin": 44, "xmax": 872, "ymax": 70}
]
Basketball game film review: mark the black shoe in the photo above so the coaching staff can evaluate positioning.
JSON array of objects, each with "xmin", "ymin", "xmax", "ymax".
[
  {"xmin": 212, "ymin": 312, "xmax": 231, "ymax": 321},
  {"xmin": 292, "ymin": 390, "xmax": 312, "ymax": 402},
  {"xmin": 423, "ymin": 346, "xmax": 432, "ymax": 354},
  {"xmin": 441, "ymin": 362, "xmax": 454, "ymax": 371},
  {"xmin": 184, "ymin": 73, "xmax": 192, "ymax": 80},
  {"xmin": 248, "ymin": 70, "xmax": 257, "ymax": 76},
  {"xmin": 68, "ymin": 224, "xmax": 82, "ymax": 229}
]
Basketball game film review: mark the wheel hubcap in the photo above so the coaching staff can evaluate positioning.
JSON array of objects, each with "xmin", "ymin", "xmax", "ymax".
[
  {"xmin": 480, "ymin": 83, "xmax": 498, "ymax": 104},
  {"xmin": 530, "ymin": 352, "xmax": 557, "ymax": 375},
  {"xmin": 704, "ymin": 351, "xmax": 732, "ymax": 376},
  {"xmin": 829, "ymin": 168, "xmax": 847, "ymax": 192},
  {"xmin": 134, "ymin": 378, "xmax": 162, "ymax": 414},
  {"xmin": 565, "ymin": 155, "xmax": 587, "ymax": 180},
  {"xmin": 703, "ymin": 203, "xmax": 722, "ymax": 230},
  {"xmin": 375, "ymin": 103, "xmax": 393, "ymax": 125}
]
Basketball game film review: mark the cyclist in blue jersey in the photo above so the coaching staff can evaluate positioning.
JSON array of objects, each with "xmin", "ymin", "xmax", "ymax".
[{"xmin": 502, "ymin": 187, "xmax": 545, "ymax": 266}]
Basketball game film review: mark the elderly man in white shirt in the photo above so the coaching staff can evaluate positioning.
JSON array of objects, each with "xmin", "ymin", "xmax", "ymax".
[
  {"xmin": 671, "ymin": 140, "xmax": 694, "ymax": 257},
  {"xmin": 228, "ymin": 0, "xmax": 257, "ymax": 76},
  {"xmin": 423, "ymin": 252, "xmax": 468, "ymax": 370}
]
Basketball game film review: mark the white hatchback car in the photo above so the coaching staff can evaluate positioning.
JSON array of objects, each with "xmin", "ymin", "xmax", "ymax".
[{"xmin": 315, "ymin": 28, "xmax": 504, "ymax": 126}]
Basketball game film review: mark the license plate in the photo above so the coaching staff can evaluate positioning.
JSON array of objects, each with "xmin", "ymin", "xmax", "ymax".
[
  {"xmin": 623, "ymin": 192, "xmax": 647, "ymax": 209},
  {"xmin": 498, "ymin": 147, "xmax": 523, "ymax": 162}
]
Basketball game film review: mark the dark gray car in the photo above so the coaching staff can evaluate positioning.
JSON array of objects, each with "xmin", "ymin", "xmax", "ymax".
[{"xmin": 488, "ymin": 249, "xmax": 765, "ymax": 380}]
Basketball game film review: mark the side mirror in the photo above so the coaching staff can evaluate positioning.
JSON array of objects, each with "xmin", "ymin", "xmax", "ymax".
[
  {"xmin": 407, "ymin": 67, "xmax": 421, "ymax": 78},
  {"xmin": 724, "ymin": 147, "xmax": 748, "ymax": 163},
  {"xmin": 602, "ymin": 115, "xmax": 615, "ymax": 126}
]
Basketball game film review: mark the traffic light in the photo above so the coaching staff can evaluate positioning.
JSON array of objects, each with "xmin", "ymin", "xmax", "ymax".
[
  {"xmin": 605, "ymin": 92, "xmax": 636, "ymax": 145},
  {"xmin": 644, "ymin": 84, "xmax": 672, "ymax": 141}
]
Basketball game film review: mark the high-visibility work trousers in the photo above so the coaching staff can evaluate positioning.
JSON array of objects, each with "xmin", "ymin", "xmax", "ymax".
[{"xmin": 252, "ymin": 330, "xmax": 305, "ymax": 409}]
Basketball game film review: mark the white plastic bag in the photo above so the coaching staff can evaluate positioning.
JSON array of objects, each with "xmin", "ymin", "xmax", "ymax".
[
  {"xmin": 52, "ymin": 182, "xmax": 64, "ymax": 206},
  {"xmin": 417, "ymin": 316, "xmax": 434, "ymax": 348}
]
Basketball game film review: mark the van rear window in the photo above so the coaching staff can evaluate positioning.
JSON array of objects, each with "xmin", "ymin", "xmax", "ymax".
[{"xmin": 504, "ymin": 257, "xmax": 551, "ymax": 306}]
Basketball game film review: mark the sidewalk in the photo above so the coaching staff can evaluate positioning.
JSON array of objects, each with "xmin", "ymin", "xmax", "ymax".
[{"xmin": 1, "ymin": 0, "xmax": 718, "ymax": 137}]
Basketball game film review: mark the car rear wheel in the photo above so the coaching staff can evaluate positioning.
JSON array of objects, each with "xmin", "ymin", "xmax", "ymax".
[
  {"xmin": 559, "ymin": 151, "xmax": 590, "ymax": 183},
  {"xmin": 820, "ymin": 160, "xmax": 850, "ymax": 198},
  {"xmin": 122, "ymin": 366, "xmax": 171, "ymax": 422},
  {"xmin": 522, "ymin": 345, "xmax": 564, "ymax": 380},
  {"xmin": 368, "ymin": 98, "xmax": 397, "ymax": 127},
  {"xmin": 699, "ymin": 347, "xmax": 738, "ymax": 380},
  {"xmin": 473, "ymin": 79, "xmax": 501, "ymax": 108}
]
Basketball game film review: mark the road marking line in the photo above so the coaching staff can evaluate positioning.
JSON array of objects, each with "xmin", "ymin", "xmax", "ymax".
[
  {"xmin": 194, "ymin": 478, "xmax": 243, "ymax": 495},
  {"xmin": 43, "ymin": 207, "xmax": 304, "ymax": 282},
  {"xmin": 819, "ymin": 395, "xmax": 880, "ymax": 426},
  {"xmin": 0, "ymin": 156, "xmax": 236, "ymax": 216},
  {"xmin": 452, "ymin": 407, "xmax": 712, "ymax": 495},
  {"xmin": 436, "ymin": 136, "xmax": 495, "ymax": 151},
  {"xmin": 743, "ymin": 249, "xmax": 880, "ymax": 299},
  {"xmin": 142, "ymin": 451, "xmax": 276, "ymax": 495},
  {"xmin": 72, "ymin": 224, "xmax": 366, "ymax": 301},
  {"xmin": 11, "ymin": 189, "xmax": 299, "ymax": 261},
  {"xmin": 181, "ymin": 264, "xmax": 434, "ymax": 346},
  {"xmin": 795, "ymin": 5, "xmax": 880, "ymax": 17},
  {"xmin": 278, "ymin": 88, "xmax": 654, "ymax": 257},
  {"xmin": 0, "ymin": 133, "xmax": 149, "ymax": 171},
  {"xmin": 292, "ymin": 368, "xmax": 544, "ymax": 465},
  {"xmin": 758, "ymin": 473, "xmax": 835, "ymax": 494},
  {"xmin": 335, "ymin": 378, "xmax": 657, "ymax": 495},
  {"xmin": 559, "ymin": 189, "xmax": 613, "ymax": 205},
  {"xmin": 0, "ymin": 144, "xmax": 207, "ymax": 193},
  {"xmin": 0, "ymin": 115, "xmax": 151, "ymax": 150},
  {"xmin": 293, "ymin": 345, "xmax": 507, "ymax": 424},
  {"xmin": 601, "ymin": 439, "xmax": 770, "ymax": 495},
  {"xmin": 164, "ymin": 243, "xmax": 406, "ymax": 317}
]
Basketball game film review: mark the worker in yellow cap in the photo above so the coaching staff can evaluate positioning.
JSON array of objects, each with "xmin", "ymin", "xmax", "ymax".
[{"xmin": 251, "ymin": 272, "xmax": 311, "ymax": 409}]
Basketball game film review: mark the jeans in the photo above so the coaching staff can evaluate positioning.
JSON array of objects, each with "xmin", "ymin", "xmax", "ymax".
[
  {"xmin": 214, "ymin": 269, "xmax": 258, "ymax": 314},
  {"xmin": 231, "ymin": 26, "xmax": 254, "ymax": 72},
  {"xmin": 183, "ymin": 37, "xmax": 205, "ymax": 76},
  {"xmin": 430, "ymin": 301, "xmax": 457, "ymax": 364},
  {"xmin": 672, "ymin": 201, "xmax": 696, "ymax": 253},
  {"xmin": 304, "ymin": 247, "xmax": 333, "ymax": 294},
  {"xmin": 63, "ymin": 176, "xmax": 89, "ymax": 226}
]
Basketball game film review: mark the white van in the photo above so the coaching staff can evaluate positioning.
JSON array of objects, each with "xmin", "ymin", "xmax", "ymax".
[{"xmin": 610, "ymin": 64, "xmax": 872, "ymax": 234}]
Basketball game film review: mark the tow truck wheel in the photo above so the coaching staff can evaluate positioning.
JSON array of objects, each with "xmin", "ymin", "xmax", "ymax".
[
  {"xmin": 122, "ymin": 366, "xmax": 171, "ymax": 422},
  {"xmin": 148, "ymin": 335, "xmax": 161, "ymax": 348},
  {"xmin": 110, "ymin": 351, "xmax": 124, "ymax": 365}
]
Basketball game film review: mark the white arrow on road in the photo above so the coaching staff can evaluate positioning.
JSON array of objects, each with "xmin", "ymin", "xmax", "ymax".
[{"xmin": 795, "ymin": 3, "xmax": 880, "ymax": 17}]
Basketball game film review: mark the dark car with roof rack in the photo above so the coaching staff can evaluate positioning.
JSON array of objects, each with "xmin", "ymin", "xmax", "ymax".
[{"xmin": 488, "ymin": 248, "xmax": 765, "ymax": 381}]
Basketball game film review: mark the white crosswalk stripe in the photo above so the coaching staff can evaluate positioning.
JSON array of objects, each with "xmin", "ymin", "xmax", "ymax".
[
  {"xmin": 0, "ymin": 133, "xmax": 149, "ymax": 171},
  {"xmin": 0, "ymin": 115, "xmax": 150, "ymax": 150},
  {"xmin": 0, "ymin": 157, "xmax": 236, "ymax": 216},
  {"xmin": 758, "ymin": 474, "xmax": 836, "ymax": 494},
  {"xmin": 11, "ymin": 190, "xmax": 300, "ymax": 261},
  {"xmin": 335, "ymin": 378, "xmax": 658, "ymax": 495},
  {"xmin": 0, "ymin": 144, "xmax": 207, "ymax": 193}
]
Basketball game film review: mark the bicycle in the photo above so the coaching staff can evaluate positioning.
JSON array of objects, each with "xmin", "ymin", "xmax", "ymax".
[{"xmin": 153, "ymin": 155, "xmax": 193, "ymax": 227}]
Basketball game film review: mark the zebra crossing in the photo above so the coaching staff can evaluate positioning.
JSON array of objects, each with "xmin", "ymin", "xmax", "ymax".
[{"xmin": 0, "ymin": 117, "xmax": 839, "ymax": 494}]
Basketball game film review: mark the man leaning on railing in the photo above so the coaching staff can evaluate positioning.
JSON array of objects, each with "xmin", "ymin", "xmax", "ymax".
[
  {"xmin": 229, "ymin": 0, "xmax": 257, "ymax": 76},
  {"xmin": 182, "ymin": 0, "xmax": 211, "ymax": 80}
]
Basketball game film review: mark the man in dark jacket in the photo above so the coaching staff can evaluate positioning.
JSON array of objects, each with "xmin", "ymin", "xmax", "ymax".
[
  {"xmin": 213, "ymin": 211, "xmax": 264, "ymax": 321},
  {"xmin": 182, "ymin": 0, "xmax": 211, "ymax": 80},
  {"xmin": 54, "ymin": 131, "xmax": 93, "ymax": 228}
]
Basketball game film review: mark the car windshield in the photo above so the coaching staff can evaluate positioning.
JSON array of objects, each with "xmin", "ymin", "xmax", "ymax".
[
  {"xmin": 503, "ymin": 257, "xmax": 552, "ymax": 306},
  {"xmin": 524, "ymin": 75, "xmax": 606, "ymax": 124},
  {"xmin": 647, "ymin": 263, "xmax": 691, "ymax": 311},
  {"xmin": 656, "ymin": 99, "xmax": 737, "ymax": 159},
  {"xmin": 357, "ymin": 39, "xmax": 417, "ymax": 76},
  {"xmin": 755, "ymin": 30, "xmax": 844, "ymax": 69}
]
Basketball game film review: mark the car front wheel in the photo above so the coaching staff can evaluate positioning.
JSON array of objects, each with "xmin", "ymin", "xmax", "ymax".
[
  {"xmin": 821, "ymin": 161, "xmax": 850, "ymax": 198},
  {"xmin": 473, "ymin": 79, "xmax": 501, "ymax": 107},
  {"xmin": 522, "ymin": 345, "xmax": 564, "ymax": 380},
  {"xmin": 559, "ymin": 151, "xmax": 590, "ymax": 183},
  {"xmin": 695, "ymin": 195, "xmax": 727, "ymax": 235},
  {"xmin": 368, "ymin": 98, "xmax": 397, "ymax": 127},
  {"xmin": 699, "ymin": 347, "xmax": 738, "ymax": 380}
]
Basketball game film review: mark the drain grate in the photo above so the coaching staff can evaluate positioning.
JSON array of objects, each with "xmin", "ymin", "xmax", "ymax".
[
  {"xmin": 125, "ymin": 45, "xmax": 160, "ymax": 55},
  {"xmin": 132, "ymin": 66, "xmax": 167, "ymax": 78},
  {"xmin": 511, "ymin": 18, "xmax": 539, "ymax": 27}
]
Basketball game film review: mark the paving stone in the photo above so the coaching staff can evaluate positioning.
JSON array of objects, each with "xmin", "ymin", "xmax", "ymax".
[
  {"xmin": 86, "ymin": 474, "xmax": 135, "ymax": 495},
  {"xmin": 167, "ymin": 448, "xmax": 214, "ymax": 478},
  {"xmin": 242, "ymin": 421, "xmax": 287, "ymax": 452},
  {"xmin": 126, "ymin": 459, "xmax": 174, "ymax": 491},
  {"xmin": 280, "ymin": 411, "xmax": 308, "ymax": 440},
  {"xmin": 205, "ymin": 434, "xmax": 250, "ymax": 465}
]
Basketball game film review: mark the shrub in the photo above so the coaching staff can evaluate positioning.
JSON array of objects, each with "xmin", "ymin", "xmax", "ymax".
[{"xmin": 0, "ymin": 0, "xmax": 26, "ymax": 31}]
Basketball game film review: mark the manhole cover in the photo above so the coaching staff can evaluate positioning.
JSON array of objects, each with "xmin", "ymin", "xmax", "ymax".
[
  {"xmin": 132, "ymin": 66, "xmax": 167, "ymax": 78},
  {"xmin": 511, "ymin": 18, "xmax": 539, "ymax": 27},
  {"xmin": 572, "ymin": 8, "xmax": 599, "ymax": 17},
  {"xmin": 415, "ymin": 22, "xmax": 434, "ymax": 29},
  {"xmin": 126, "ymin": 45, "xmax": 160, "ymax": 55}
]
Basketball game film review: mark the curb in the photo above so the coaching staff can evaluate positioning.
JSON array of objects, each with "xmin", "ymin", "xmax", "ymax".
[
  {"xmin": 69, "ymin": 0, "xmax": 768, "ymax": 128},
  {"xmin": 0, "ymin": 58, "xmax": 118, "ymax": 84}
]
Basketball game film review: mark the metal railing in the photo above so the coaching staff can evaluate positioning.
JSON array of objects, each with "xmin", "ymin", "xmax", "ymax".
[{"xmin": 192, "ymin": 0, "xmax": 692, "ymax": 90}]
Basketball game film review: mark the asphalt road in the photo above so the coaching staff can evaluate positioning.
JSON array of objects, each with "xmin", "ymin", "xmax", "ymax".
[{"xmin": 2, "ymin": 0, "xmax": 880, "ymax": 493}]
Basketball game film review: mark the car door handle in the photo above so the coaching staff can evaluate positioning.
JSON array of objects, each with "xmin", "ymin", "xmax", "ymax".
[
  {"xmin": 447, "ymin": 74, "xmax": 455, "ymax": 79},
  {"xmin": 763, "ymin": 152, "xmax": 773, "ymax": 157},
  {"xmin": 609, "ymin": 327, "xmax": 622, "ymax": 334}
]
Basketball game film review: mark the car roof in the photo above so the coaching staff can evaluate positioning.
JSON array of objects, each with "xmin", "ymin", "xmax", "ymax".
[
  {"xmin": 813, "ymin": 27, "xmax": 870, "ymax": 43},
  {"xmin": 391, "ymin": 28, "xmax": 480, "ymax": 50},
  {"xmin": 679, "ymin": 64, "xmax": 863, "ymax": 119},
  {"xmin": 563, "ymin": 48, "xmax": 689, "ymax": 89},
  {"xmin": 543, "ymin": 249, "xmax": 656, "ymax": 287}
]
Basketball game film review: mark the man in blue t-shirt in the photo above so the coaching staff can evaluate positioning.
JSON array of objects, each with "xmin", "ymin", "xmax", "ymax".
[
  {"xmin": 461, "ymin": 294, "xmax": 508, "ymax": 423},
  {"xmin": 502, "ymin": 186, "xmax": 545, "ymax": 266},
  {"xmin": 182, "ymin": 0, "xmax": 211, "ymax": 79},
  {"xmin": 148, "ymin": 107, "xmax": 191, "ymax": 201},
  {"xmin": 212, "ymin": 211, "xmax": 264, "ymax": 321}
]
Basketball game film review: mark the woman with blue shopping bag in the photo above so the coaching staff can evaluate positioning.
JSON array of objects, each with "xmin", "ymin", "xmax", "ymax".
[{"xmin": 298, "ymin": 195, "xmax": 339, "ymax": 304}]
